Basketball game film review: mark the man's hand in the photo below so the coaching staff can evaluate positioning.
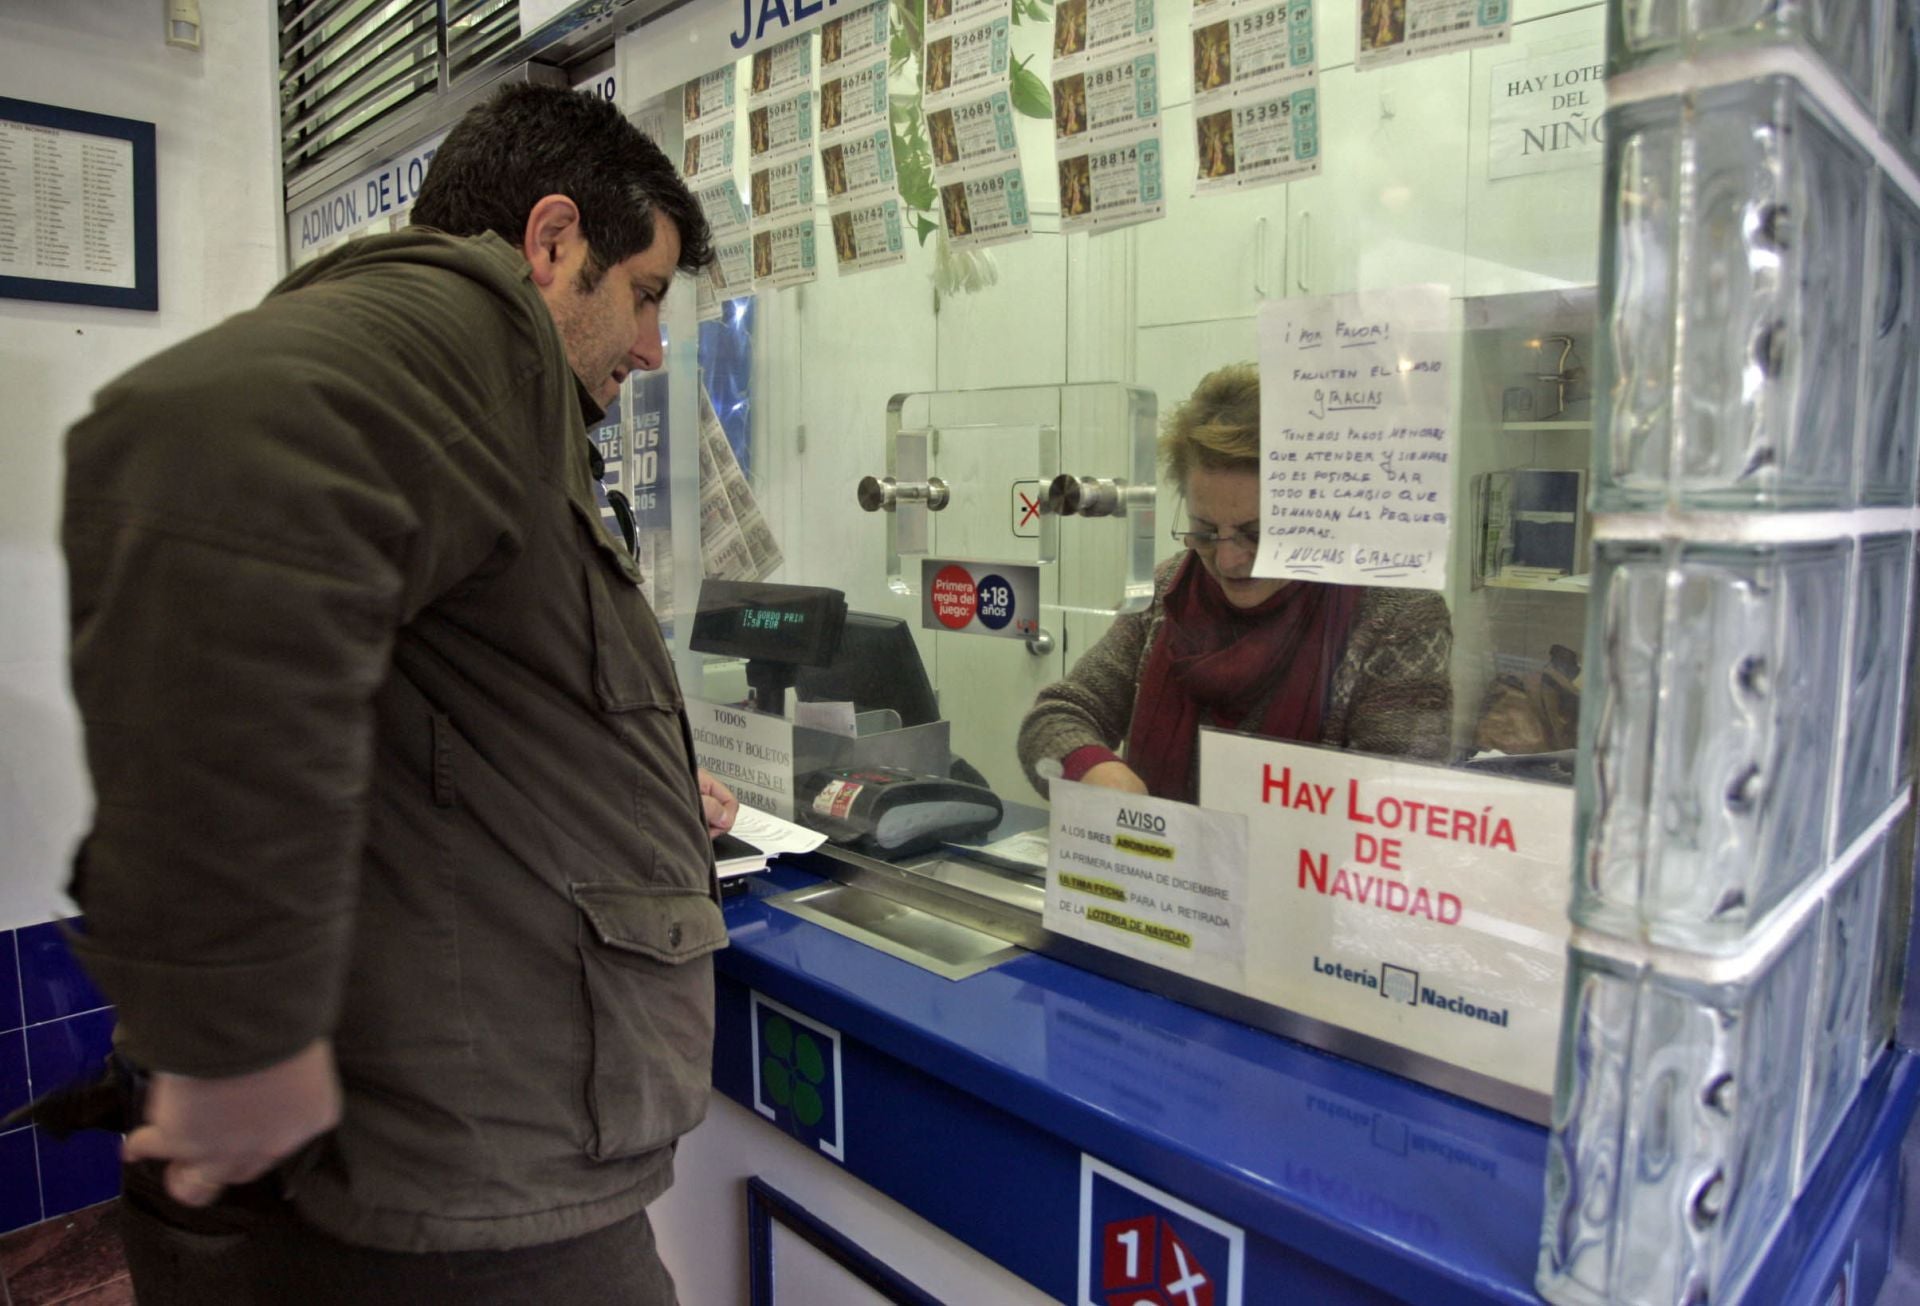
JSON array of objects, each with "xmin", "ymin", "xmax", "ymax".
[
  {"xmin": 1081, "ymin": 760, "xmax": 1150, "ymax": 795},
  {"xmin": 123, "ymin": 1038, "xmax": 341, "ymax": 1208},
  {"xmin": 698, "ymin": 767, "xmax": 739, "ymax": 838}
]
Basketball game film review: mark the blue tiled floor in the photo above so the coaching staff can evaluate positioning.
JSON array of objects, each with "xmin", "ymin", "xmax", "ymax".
[
  {"xmin": 0, "ymin": 922, "xmax": 121, "ymax": 1235},
  {"xmin": 0, "ymin": 933, "xmax": 21, "ymax": 1035},
  {"xmin": 0, "ymin": 1130, "xmax": 40, "ymax": 1233},
  {"xmin": 33, "ymin": 1129, "xmax": 120, "ymax": 1220},
  {"xmin": 17, "ymin": 923, "xmax": 105, "ymax": 1028},
  {"xmin": 24, "ymin": 1008, "xmax": 115, "ymax": 1103},
  {"xmin": 0, "ymin": 1032, "xmax": 27, "ymax": 1124}
]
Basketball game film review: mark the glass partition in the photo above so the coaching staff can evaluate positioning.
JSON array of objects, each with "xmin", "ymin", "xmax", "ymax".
[
  {"xmin": 619, "ymin": 0, "xmax": 1613, "ymax": 1118},
  {"xmin": 607, "ymin": 0, "xmax": 1920, "ymax": 1287},
  {"xmin": 633, "ymin": 0, "xmax": 1607, "ymax": 848}
]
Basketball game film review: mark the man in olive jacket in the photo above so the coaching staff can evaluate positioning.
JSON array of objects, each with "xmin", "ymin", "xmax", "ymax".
[{"xmin": 62, "ymin": 85, "xmax": 735, "ymax": 1303}]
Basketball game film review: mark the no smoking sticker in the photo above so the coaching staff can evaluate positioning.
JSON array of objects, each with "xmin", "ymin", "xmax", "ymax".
[{"xmin": 1012, "ymin": 479, "xmax": 1044, "ymax": 537}]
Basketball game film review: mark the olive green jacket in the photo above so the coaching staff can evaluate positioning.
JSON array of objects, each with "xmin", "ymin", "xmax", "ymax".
[{"xmin": 63, "ymin": 231, "xmax": 723, "ymax": 1252}]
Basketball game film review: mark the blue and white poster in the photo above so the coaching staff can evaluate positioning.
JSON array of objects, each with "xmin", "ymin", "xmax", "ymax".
[{"xmin": 630, "ymin": 370, "xmax": 671, "ymax": 531}]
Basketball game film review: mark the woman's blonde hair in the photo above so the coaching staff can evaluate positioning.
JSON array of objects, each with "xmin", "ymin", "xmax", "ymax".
[{"xmin": 1158, "ymin": 362, "xmax": 1259, "ymax": 485}]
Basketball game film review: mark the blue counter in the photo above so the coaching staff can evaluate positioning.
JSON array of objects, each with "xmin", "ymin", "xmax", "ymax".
[{"xmin": 713, "ymin": 862, "xmax": 1920, "ymax": 1304}]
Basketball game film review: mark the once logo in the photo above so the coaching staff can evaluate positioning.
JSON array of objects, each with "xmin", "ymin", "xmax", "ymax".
[
  {"xmin": 760, "ymin": 1012, "xmax": 827, "ymax": 1127},
  {"xmin": 751, "ymin": 992, "xmax": 845, "ymax": 1160}
]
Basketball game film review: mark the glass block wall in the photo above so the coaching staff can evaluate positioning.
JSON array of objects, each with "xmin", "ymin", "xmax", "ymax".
[{"xmin": 1538, "ymin": 2, "xmax": 1920, "ymax": 1303}]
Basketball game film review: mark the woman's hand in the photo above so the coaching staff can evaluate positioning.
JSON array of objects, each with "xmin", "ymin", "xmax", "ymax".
[
  {"xmin": 698, "ymin": 768, "xmax": 739, "ymax": 837},
  {"xmin": 1080, "ymin": 760, "xmax": 1149, "ymax": 795}
]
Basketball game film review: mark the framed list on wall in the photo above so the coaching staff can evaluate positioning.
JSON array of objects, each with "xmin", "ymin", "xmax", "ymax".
[{"xmin": 0, "ymin": 97, "xmax": 157, "ymax": 311}]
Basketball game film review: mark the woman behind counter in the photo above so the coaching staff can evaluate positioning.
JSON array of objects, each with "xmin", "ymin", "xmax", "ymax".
[{"xmin": 1017, "ymin": 363, "xmax": 1454, "ymax": 803}]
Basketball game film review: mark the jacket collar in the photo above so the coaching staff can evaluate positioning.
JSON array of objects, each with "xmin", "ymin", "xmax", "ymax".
[{"xmin": 574, "ymin": 373, "xmax": 607, "ymax": 427}]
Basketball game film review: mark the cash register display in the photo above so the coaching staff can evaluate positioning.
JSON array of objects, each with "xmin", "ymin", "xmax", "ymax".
[{"xmin": 689, "ymin": 579, "xmax": 848, "ymax": 668}]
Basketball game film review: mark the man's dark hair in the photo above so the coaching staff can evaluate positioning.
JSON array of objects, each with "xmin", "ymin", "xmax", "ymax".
[{"xmin": 411, "ymin": 82, "xmax": 713, "ymax": 283}]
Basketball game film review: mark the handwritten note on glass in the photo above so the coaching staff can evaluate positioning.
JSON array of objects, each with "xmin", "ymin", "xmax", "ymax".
[{"xmin": 1254, "ymin": 285, "xmax": 1455, "ymax": 591}]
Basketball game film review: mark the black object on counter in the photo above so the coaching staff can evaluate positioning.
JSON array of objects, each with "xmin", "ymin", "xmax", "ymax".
[{"xmin": 795, "ymin": 766, "xmax": 1003, "ymax": 858}]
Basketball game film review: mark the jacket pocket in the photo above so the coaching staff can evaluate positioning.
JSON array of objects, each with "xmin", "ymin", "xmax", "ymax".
[
  {"xmin": 572, "ymin": 882, "xmax": 727, "ymax": 1160},
  {"xmin": 570, "ymin": 497, "xmax": 681, "ymax": 714}
]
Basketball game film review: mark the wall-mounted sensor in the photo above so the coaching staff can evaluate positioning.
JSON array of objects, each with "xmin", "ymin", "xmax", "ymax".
[{"xmin": 166, "ymin": 0, "xmax": 202, "ymax": 50}]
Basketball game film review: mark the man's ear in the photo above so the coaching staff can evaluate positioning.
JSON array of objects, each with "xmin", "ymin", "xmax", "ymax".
[{"xmin": 521, "ymin": 194, "xmax": 582, "ymax": 289}]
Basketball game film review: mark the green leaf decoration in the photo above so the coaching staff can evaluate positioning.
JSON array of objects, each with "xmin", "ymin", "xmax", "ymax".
[
  {"xmin": 890, "ymin": 0, "xmax": 924, "ymax": 62},
  {"xmin": 794, "ymin": 1081, "xmax": 826, "ymax": 1127},
  {"xmin": 1010, "ymin": 57, "xmax": 1053, "ymax": 119},
  {"xmin": 891, "ymin": 93, "xmax": 926, "ymax": 125},
  {"xmin": 881, "ymin": 0, "xmax": 976, "ymax": 256},
  {"xmin": 795, "ymin": 1033, "xmax": 827, "ymax": 1084},
  {"xmin": 764, "ymin": 1014, "xmax": 793, "ymax": 1060},
  {"xmin": 900, "ymin": 170, "xmax": 937, "ymax": 212},
  {"xmin": 895, "ymin": 135, "xmax": 937, "ymax": 211},
  {"xmin": 763, "ymin": 1057, "xmax": 793, "ymax": 1107}
]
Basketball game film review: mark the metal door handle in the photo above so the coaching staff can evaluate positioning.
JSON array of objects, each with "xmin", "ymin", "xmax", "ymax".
[
  {"xmin": 1047, "ymin": 474, "xmax": 1154, "ymax": 518},
  {"xmin": 857, "ymin": 475, "xmax": 951, "ymax": 512}
]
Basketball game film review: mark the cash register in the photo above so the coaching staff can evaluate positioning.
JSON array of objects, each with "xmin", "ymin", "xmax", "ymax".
[{"xmin": 690, "ymin": 580, "xmax": 1000, "ymax": 856}]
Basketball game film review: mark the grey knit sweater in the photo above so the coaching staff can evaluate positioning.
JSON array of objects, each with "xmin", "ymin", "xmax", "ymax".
[{"xmin": 1017, "ymin": 557, "xmax": 1454, "ymax": 797}]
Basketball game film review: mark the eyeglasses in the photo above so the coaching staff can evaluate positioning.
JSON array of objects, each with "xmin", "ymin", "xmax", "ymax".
[{"xmin": 1172, "ymin": 524, "xmax": 1260, "ymax": 551}]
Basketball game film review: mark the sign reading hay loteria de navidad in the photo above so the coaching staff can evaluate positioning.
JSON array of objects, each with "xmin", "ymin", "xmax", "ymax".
[{"xmin": 1199, "ymin": 731, "xmax": 1572, "ymax": 1096}]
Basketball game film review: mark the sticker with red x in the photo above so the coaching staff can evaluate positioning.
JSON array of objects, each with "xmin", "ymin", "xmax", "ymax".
[{"xmin": 1012, "ymin": 480, "xmax": 1043, "ymax": 538}]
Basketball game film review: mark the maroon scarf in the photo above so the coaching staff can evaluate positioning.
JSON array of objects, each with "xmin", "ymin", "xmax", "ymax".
[{"xmin": 1125, "ymin": 555, "xmax": 1360, "ymax": 803}]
